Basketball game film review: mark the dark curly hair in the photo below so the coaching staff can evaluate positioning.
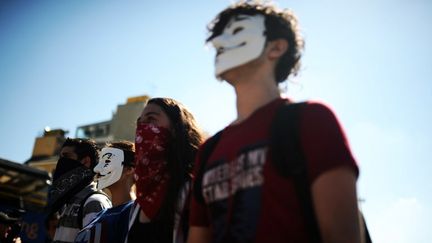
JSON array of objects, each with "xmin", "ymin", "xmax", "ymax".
[
  {"xmin": 106, "ymin": 140, "xmax": 135, "ymax": 167},
  {"xmin": 207, "ymin": 1, "xmax": 304, "ymax": 83},
  {"xmin": 62, "ymin": 138, "xmax": 98, "ymax": 168},
  {"xmin": 145, "ymin": 97, "xmax": 205, "ymax": 241}
]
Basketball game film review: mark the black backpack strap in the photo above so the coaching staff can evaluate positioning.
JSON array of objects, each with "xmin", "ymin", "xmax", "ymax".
[
  {"xmin": 193, "ymin": 131, "xmax": 223, "ymax": 205},
  {"xmin": 270, "ymin": 101, "xmax": 321, "ymax": 243},
  {"xmin": 270, "ymin": 102, "xmax": 306, "ymax": 177}
]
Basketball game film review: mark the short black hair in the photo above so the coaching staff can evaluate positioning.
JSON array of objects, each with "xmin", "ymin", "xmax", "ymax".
[
  {"xmin": 61, "ymin": 138, "xmax": 98, "ymax": 168},
  {"xmin": 207, "ymin": 1, "xmax": 304, "ymax": 83}
]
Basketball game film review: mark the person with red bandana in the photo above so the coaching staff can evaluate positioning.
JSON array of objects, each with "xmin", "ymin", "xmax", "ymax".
[
  {"xmin": 188, "ymin": 1, "xmax": 362, "ymax": 243},
  {"xmin": 126, "ymin": 97, "xmax": 205, "ymax": 243}
]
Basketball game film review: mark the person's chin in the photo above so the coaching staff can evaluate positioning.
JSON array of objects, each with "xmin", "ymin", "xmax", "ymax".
[
  {"xmin": 220, "ymin": 64, "xmax": 248, "ymax": 84},
  {"xmin": 219, "ymin": 71, "xmax": 235, "ymax": 84}
]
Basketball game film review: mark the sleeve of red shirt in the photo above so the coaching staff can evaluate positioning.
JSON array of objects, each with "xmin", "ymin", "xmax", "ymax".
[
  {"xmin": 300, "ymin": 101, "xmax": 359, "ymax": 183},
  {"xmin": 189, "ymin": 141, "xmax": 211, "ymax": 227}
]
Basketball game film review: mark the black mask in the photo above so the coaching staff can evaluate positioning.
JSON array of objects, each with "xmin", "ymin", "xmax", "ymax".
[
  {"xmin": 52, "ymin": 157, "xmax": 84, "ymax": 181},
  {"xmin": 47, "ymin": 157, "xmax": 95, "ymax": 215}
]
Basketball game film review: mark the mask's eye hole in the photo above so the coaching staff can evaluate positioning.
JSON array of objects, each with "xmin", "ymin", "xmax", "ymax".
[
  {"xmin": 232, "ymin": 27, "xmax": 244, "ymax": 35},
  {"xmin": 103, "ymin": 160, "xmax": 111, "ymax": 168}
]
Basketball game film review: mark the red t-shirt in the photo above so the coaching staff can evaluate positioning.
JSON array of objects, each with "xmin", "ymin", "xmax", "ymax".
[{"xmin": 190, "ymin": 98, "xmax": 359, "ymax": 243}]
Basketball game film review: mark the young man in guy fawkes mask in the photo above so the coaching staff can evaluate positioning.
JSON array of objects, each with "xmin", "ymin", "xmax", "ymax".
[
  {"xmin": 188, "ymin": 2, "xmax": 362, "ymax": 243},
  {"xmin": 75, "ymin": 141, "xmax": 136, "ymax": 243},
  {"xmin": 48, "ymin": 138, "xmax": 111, "ymax": 243}
]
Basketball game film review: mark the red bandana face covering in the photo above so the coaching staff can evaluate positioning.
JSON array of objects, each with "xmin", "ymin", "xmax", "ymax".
[{"xmin": 134, "ymin": 123, "xmax": 171, "ymax": 219}]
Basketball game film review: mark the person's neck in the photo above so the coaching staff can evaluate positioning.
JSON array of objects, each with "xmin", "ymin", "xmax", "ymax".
[
  {"xmin": 108, "ymin": 184, "xmax": 134, "ymax": 207},
  {"xmin": 139, "ymin": 210, "xmax": 151, "ymax": 223},
  {"xmin": 231, "ymin": 72, "xmax": 280, "ymax": 124}
]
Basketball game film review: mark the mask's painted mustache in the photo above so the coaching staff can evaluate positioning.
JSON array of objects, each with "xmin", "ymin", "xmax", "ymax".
[
  {"xmin": 216, "ymin": 42, "xmax": 246, "ymax": 56},
  {"xmin": 95, "ymin": 171, "xmax": 112, "ymax": 179}
]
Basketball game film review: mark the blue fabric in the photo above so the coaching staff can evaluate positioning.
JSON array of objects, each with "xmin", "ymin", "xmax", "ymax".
[{"xmin": 75, "ymin": 201, "xmax": 133, "ymax": 243}]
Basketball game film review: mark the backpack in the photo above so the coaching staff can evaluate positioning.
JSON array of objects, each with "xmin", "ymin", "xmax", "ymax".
[{"xmin": 193, "ymin": 101, "xmax": 372, "ymax": 243}]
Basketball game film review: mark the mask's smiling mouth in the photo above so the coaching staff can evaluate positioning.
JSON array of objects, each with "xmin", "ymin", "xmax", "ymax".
[
  {"xmin": 216, "ymin": 42, "xmax": 246, "ymax": 56},
  {"xmin": 95, "ymin": 172, "xmax": 111, "ymax": 179}
]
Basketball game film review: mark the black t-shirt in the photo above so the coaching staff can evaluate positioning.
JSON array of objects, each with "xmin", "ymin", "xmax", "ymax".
[{"xmin": 127, "ymin": 216, "xmax": 170, "ymax": 243}]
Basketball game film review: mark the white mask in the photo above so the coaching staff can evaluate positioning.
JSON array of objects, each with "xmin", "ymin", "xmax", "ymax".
[
  {"xmin": 94, "ymin": 147, "xmax": 125, "ymax": 190},
  {"xmin": 211, "ymin": 14, "xmax": 266, "ymax": 80}
]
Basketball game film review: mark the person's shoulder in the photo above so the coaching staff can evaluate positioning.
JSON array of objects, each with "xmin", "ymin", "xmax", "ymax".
[
  {"xmin": 202, "ymin": 130, "xmax": 224, "ymax": 147},
  {"xmin": 285, "ymin": 100, "xmax": 344, "ymax": 136},
  {"xmin": 85, "ymin": 192, "xmax": 111, "ymax": 204},
  {"xmin": 195, "ymin": 129, "xmax": 224, "ymax": 157},
  {"xmin": 193, "ymin": 130, "xmax": 224, "ymax": 175},
  {"xmin": 96, "ymin": 200, "xmax": 134, "ymax": 220},
  {"xmin": 110, "ymin": 200, "xmax": 135, "ymax": 213},
  {"xmin": 83, "ymin": 191, "xmax": 112, "ymax": 211},
  {"xmin": 297, "ymin": 100, "xmax": 338, "ymax": 122},
  {"xmin": 301, "ymin": 100, "xmax": 334, "ymax": 112}
]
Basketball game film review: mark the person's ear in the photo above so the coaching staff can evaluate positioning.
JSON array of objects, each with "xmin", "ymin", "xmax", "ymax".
[
  {"xmin": 81, "ymin": 156, "xmax": 92, "ymax": 168},
  {"xmin": 267, "ymin": 39, "xmax": 288, "ymax": 60},
  {"xmin": 124, "ymin": 167, "xmax": 135, "ymax": 176}
]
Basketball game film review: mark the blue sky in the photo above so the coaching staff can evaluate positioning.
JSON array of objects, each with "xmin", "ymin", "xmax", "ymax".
[{"xmin": 0, "ymin": 0, "xmax": 431, "ymax": 242}]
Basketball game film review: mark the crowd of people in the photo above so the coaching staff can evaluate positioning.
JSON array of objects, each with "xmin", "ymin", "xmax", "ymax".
[{"xmin": 9, "ymin": 1, "xmax": 368, "ymax": 243}]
